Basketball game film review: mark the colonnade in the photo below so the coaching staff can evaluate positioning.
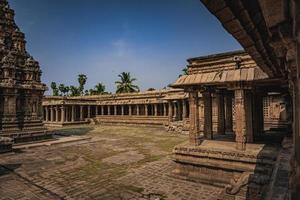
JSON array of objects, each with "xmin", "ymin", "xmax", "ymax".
[{"xmin": 43, "ymin": 100, "xmax": 189, "ymax": 124}]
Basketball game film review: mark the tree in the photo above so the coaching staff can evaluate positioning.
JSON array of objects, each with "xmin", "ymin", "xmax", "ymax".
[
  {"xmin": 115, "ymin": 72, "xmax": 140, "ymax": 93},
  {"xmin": 94, "ymin": 83, "xmax": 106, "ymax": 95},
  {"xmin": 78, "ymin": 74, "xmax": 87, "ymax": 96},
  {"xmin": 58, "ymin": 84, "xmax": 65, "ymax": 96},
  {"xmin": 69, "ymin": 86, "xmax": 80, "ymax": 96},
  {"xmin": 50, "ymin": 82, "xmax": 59, "ymax": 96},
  {"xmin": 64, "ymin": 86, "xmax": 70, "ymax": 96},
  {"xmin": 179, "ymin": 67, "xmax": 189, "ymax": 77}
]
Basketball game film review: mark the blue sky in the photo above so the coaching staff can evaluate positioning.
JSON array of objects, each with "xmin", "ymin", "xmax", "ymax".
[{"xmin": 10, "ymin": 0, "xmax": 241, "ymax": 94}]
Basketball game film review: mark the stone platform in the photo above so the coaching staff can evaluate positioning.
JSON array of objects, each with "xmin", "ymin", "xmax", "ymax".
[
  {"xmin": 0, "ymin": 137, "xmax": 13, "ymax": 153},
  {"xmin": 172, "ymin": 140, "xmax": 280, "ymax": 200}
]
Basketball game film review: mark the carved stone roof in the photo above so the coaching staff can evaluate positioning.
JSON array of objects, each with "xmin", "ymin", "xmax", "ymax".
[
  {"xmin": 172, "ymin": 50, "xmax": 269, "ymax": 88},
  {"xmin": 172, "ymin": 67, "xmax": 268, "ymax": 87}
]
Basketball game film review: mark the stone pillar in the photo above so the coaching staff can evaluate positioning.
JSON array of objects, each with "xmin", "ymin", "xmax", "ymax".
[
  {"xmin": 45, "ymin": 106, "xmax": 49, "ymax": 122},
  {"xmin": 87, "ymin": 105, "xmax": 91, "ymax": 118},
  {"xmin": 71, "ymin": 105, "xmax": 75, "ymax": 122},
  {"xmin": 50, "ymin": 106, "xmax": 54, "ymax": 122},
  {"xmin": 189, "ymin": 90, "xmax": 200, "ymax": 145},
  {"xmin": 293, "ymin": 78, "xmax": 300, "ymax": 163},
  {"xmin": 121, "ymin": 105, "xmax": 124, "ymax": 115},
  {"xmin": 56, "ymin": 106, "xmax": 59, "ymax": 122},
  {"xmin": 101, "ymin": 106, "xmax": 104, "ymax": 115},
  {"xmin": 145, "ymin": 105, "xmax": 148, "ymax": 116},
  {"xmin": 178, "ymin": 101, "xmax": 182, "ymax": 120},
  {"xmin": 95, "ymin": 106, "xmax": 98, "ymax": 115},
  {"xmin": 234, "ymin": 89, "xmax": 247, "ymax": 150},
  {"xmin": 216, "ymin": 92, "xmax": 225, "ymax": 135},
  {"xmin": 182, "ymin": 100, "xmax": 187, "ymax": 119},
  {"xmin": 80, "ymin": 106, "xmax": 83, "ymax": 121},
  {"xmin": 245, "ymin": 90, "xmax": 254, "ymax": 143},
  {"xmin": 168, "ymin": 101, "xmax": 173, "ymax": 122},
  {"xmin": 136, "ymin": 105, "xmax": 140, "ymax": 116},
  {"xmin": 203, "ymin": 90, "xmax": 213, "ymax": 140},
  {"xmin": 163, "ymin": 103, "xmax": 167, "ymax": 116},
  {"xmin": 108, "ymin": 105, "xmax": 111, "ymax": 115},
  {"xmin": 61, "ymin": 106, "xmax": 65, "ymax": 123},
  {"xmin": 154, "ymin": 104, "xmax": 158, "ymax": 116},
  {"xmin": 225, "ymin": 94, "xmax": 233, "ymax": 133},
  {"xmin": 173, "ymin": 101, "xmax": 178, "ymax": 120},
  {"xmin": 65, "ymin": 106, "xmax": 69, "ymax": 122},
  {"xmin": 129, "ymin": 105, "xmax": 132, "ymax": 116},
  {"xmin": 114, "ymin": 105, "xmax": 117, "ymax": 115}
]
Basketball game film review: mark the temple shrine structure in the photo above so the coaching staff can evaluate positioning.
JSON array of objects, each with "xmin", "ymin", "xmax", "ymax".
[{"xmin": 0, "ymin": 0, "xmax": 48, "ymax": 152}]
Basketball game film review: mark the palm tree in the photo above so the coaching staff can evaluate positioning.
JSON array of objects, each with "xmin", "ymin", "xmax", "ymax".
[
  {"xmin": 182, "ymin": 67, "xmax": 188, "ymax": 75},
  {"xmin": 70, "ymin": 86, "xmax": 80, "ymax": 96},
  {"xmin": 115, "ymin": 72, "xmax": 140, "ymax": 93},
  {"xmin": 58, "ymin": 84, "xmax": 66, "ymax": 96},
  {"xmin": 78, "ymin": 74, "xmax": 87, "ymax": 96},
  {"xmin": 94, "ymin": 83, "xmax": 106, "ymax": 94},
  {"xmin": 50, "ymin": 82, "xmax": 59, "ymax": 96},
  {"xmin": 179, "ymin": 67, "xmax": 189, "ymax": 77}
]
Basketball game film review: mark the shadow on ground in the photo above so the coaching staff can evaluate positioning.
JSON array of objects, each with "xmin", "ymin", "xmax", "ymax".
[{"xmin": 54, "ymin": 127, "xmax": 94, "ymax": 137}]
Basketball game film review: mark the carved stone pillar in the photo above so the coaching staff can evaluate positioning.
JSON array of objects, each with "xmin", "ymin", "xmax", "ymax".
[
  {"xmin": 168, "ymin": 101, "xmax": 173, "ymax": 122},
  {"xmin": 216, "ymin": 92, "xmax": 225, "ymax": 135},
  {"xmin": 101, "ymin": 106, "xmax": 104, "ymax": 115},
  {"xmin": 121, "ymin": 105, "xmax": 124, "ymax": 115},
  {"xmin": 245, "ymin": 90, "xmax": 254, "ymax": 143},
  {"xmin": 114, "ymin": 105, "xmax": 117, "ymax": 115},
  {"xmin": 108, "ymin": 105, "xmax": 111, "ymax": 115},
  {"xmin": 154, "ymin": 104, "xmax": 158, "ymax": 116},
  {"xmin": 56, "ymin": 106, "xmax": 59, "ymax": 122},
  {"xmin": 234, "ymin": 89, "xmax": 247, "ymax": 150},
  {"xmin": 189, "ymin": 90, "xmax": 200, "ymax": 145},
  {"xmin": 163, "ymin": 103, "xmax": 167, "ymax": 116},
  {"xmin": 182, "ymin": 100, "xmax": 187, "ymax": 119},
  {"xmin": 80, "ymin": 106, "xmax": 83, "ymax": 121},
  {"xmin": 173, "ymin": 101, "xmax": 178, "ymax": 120},
  {"xmin": 50, "ymin": 106, "xmax": 54, "ymax": 122},
  {"xmin": 203, "ymin": 90, "xmax": 213, "ymax": 140},
  {"xmin": 45, "ymin": 106, "xmax": 49, "ymax": 122},
  {"xmin": 95, "ymin": 106, "xmax": 98, "ymax": 115},
  {"xmin": 61, "ymin": 106, "xmax": 65, "ymax": 123},
  {"xmin": 178, "ymin": 101, "xmax": 182, "ymax": 120},
  {"xmin": 129, "ymin": 105, "xmax": 132, "ymax": 116},
  {"xmin": 145, "ymin": 105, "xmax": 148, "ymax": 116},
  {"xmin": 71, "ymin": 105, "xmax": 75, "ymax": 122},
  {"xmin": 136, "ymin": 105, "xmax": 140, "ymax": 116},
  {"xmin": 87, "ymin": 105, "xmax": 91, "ymax": 118},
  {"xmin": 293, "ymin": 78, "xmax": 300, "ymax": 163},
  {"xmin": 225, "ymin": 94, "xmax": 233, "ymax": 133}
]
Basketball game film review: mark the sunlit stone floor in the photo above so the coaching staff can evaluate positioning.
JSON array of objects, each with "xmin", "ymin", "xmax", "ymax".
[{"xmin": 0, "ymin": 125, "xmax": 222, "ymax": 200}]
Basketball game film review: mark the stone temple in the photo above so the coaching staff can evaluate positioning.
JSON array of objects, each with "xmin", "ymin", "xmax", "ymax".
[
  {"xmin": 0, "ymin": 0, "xmax": 300, "ymax": 199},
  {"xmin": 0, "ymin": 0, "xmax": 48, "ymax": 152}
]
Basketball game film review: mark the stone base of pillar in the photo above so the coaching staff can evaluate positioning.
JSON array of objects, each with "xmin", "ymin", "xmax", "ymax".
[
  {"xmin": 0, "ymin": 137, "xmax": 13, "ymax": 153},
  {"xmin": 172, "ymin": 140, "xmax": 279, "ymax": 200}
]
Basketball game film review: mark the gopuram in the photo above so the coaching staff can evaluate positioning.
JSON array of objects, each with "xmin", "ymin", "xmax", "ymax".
[{"xmin": 0, "ymin": 0, "xmax": 48, "ymax": 151}]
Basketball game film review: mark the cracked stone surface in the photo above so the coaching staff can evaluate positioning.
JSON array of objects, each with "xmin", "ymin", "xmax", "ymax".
[{"xmin": 0, "ymin": 125, "xmax": 222, "ymax": 200}]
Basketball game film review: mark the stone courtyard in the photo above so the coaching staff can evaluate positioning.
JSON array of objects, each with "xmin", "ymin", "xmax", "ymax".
[{"xmin": 0, "ymin": 125, "xmax": 222, "ymax": 200}]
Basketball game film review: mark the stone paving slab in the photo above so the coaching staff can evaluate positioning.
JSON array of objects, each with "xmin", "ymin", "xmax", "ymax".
[{"xmin": 0, "ymin": 125, "xmax": 222, "ymax": 200}]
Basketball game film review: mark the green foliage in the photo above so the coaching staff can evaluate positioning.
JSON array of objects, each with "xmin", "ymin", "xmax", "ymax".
[
  {"xmin": 69, "ymin": 86, "xmax": 80, "ymax": 96},
  {"xmin": 58, "ymin": 84, "xmax": 70, "ymax": 96},
  {"xmin": 115, "ymin": 72, "xmax": 140, "ymax": 93},
  {"xmin": 50, "ymin": 82, "xmax": 59, "ymax": 96},
  {"xmin": 78, "ymin": 74, "xmax": 87, "ymax": 95},
  {"xmin": 179, "ymin": 67, "xmax": 189, "ymax": 77}
]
